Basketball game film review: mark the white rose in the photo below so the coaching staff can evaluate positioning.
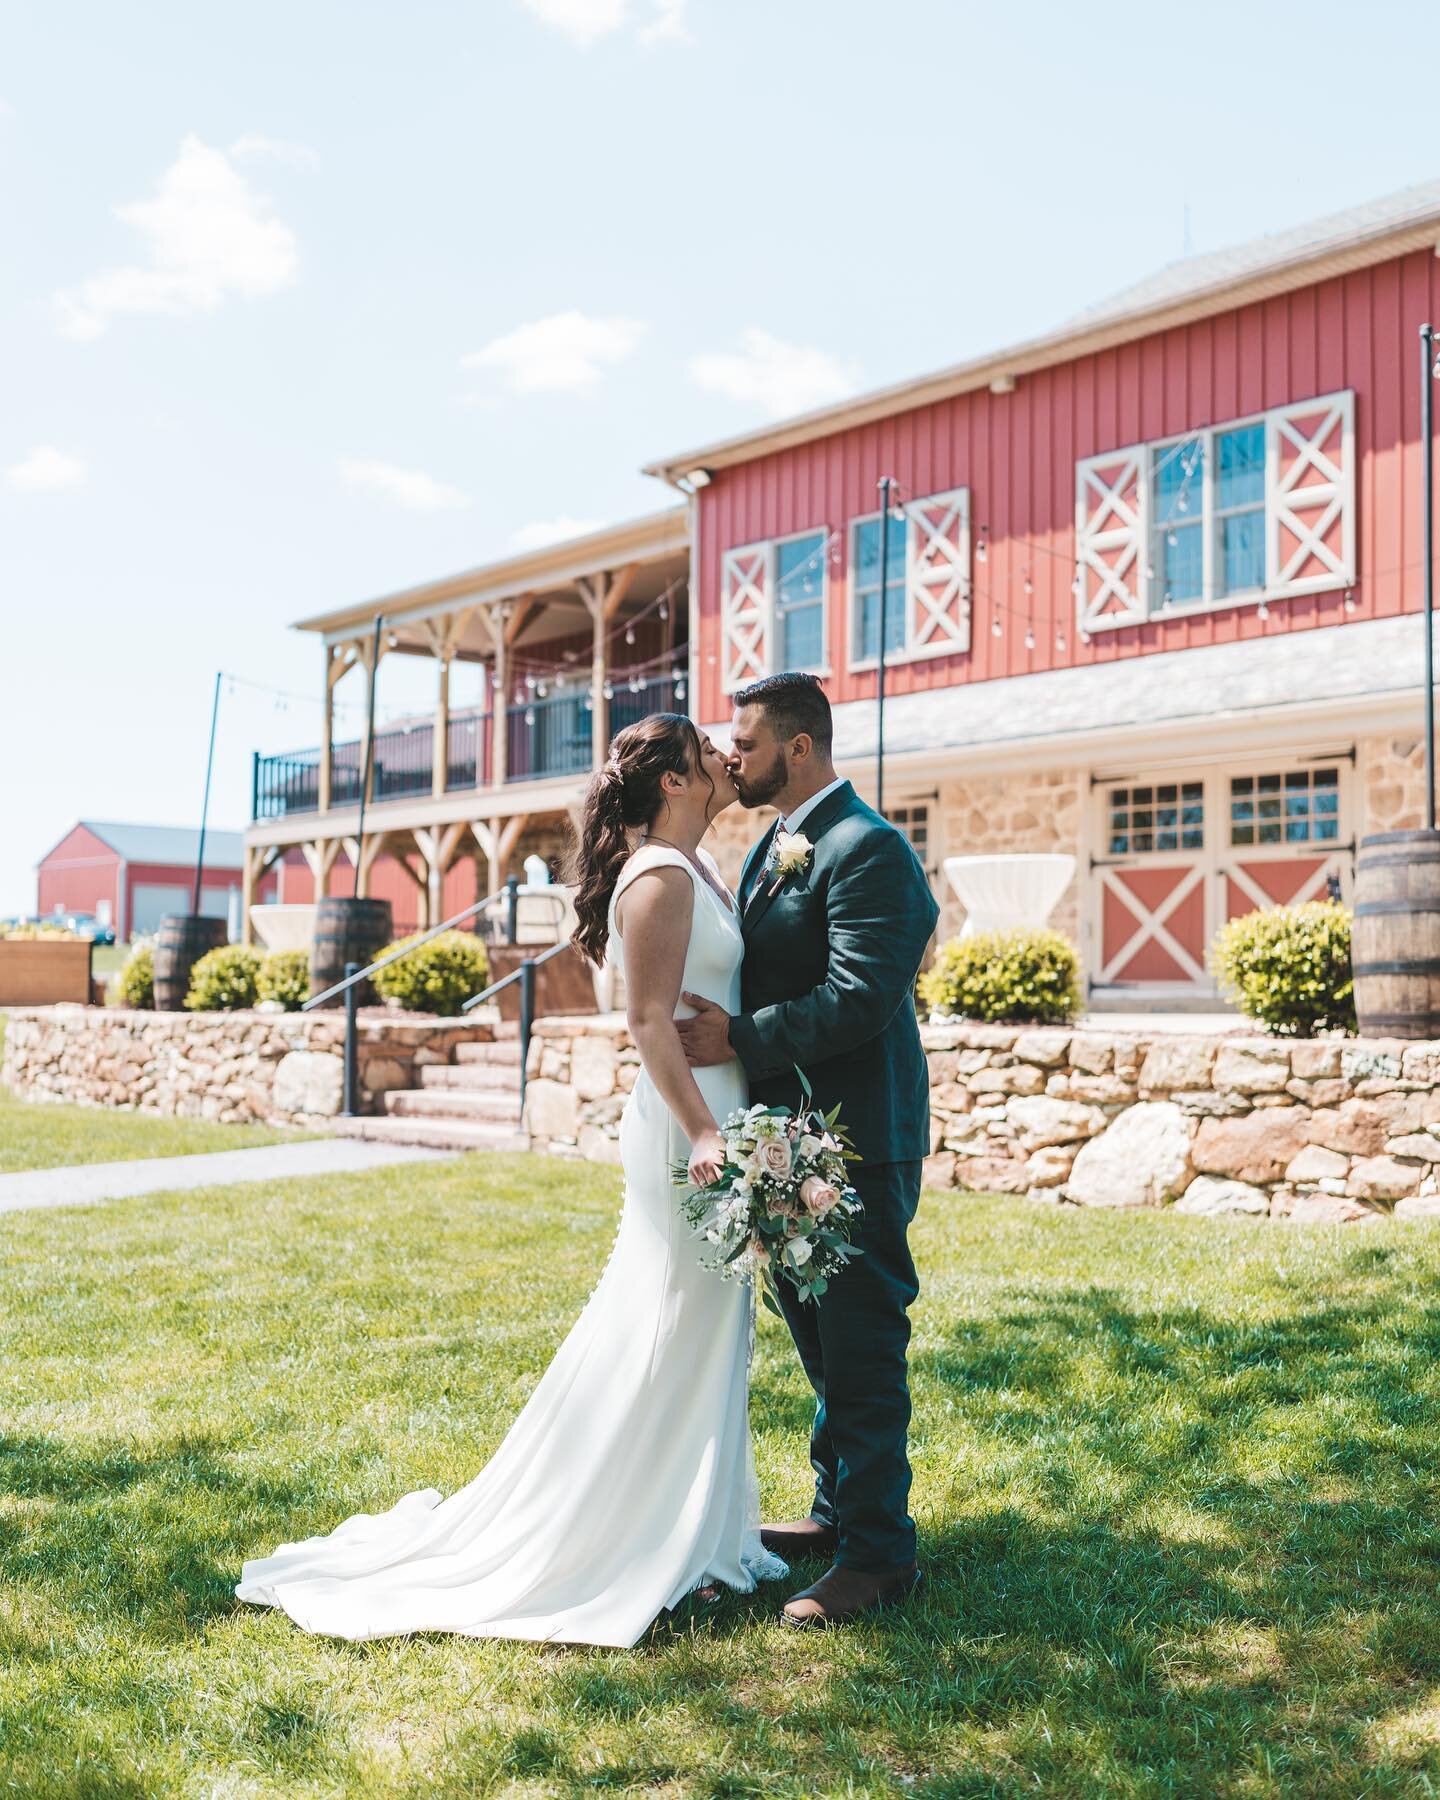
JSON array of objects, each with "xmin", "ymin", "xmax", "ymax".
[
  {"xmin": 797, "ymin": 1134, "xmax": 821, "ymax": 1160},
  {"xmin": 786, "ymin": 1237, "xmax": 814, "ymax": 1268}
]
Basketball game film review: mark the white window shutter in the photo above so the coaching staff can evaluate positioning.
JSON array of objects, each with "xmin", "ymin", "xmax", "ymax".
[
  {"xmin": 720, "ymin": 541, "xmax": 772, "ymax": 691},
  {"xmin": 1075, "ymin": 446, "xmax": 1147, "ymax": 631},
  {"xmin": 904, "ymin": 487, "xmax": 971, "ymax": 656},
  {"xmin": 1265, "ymin": 389, "xmax": 1355, "ymax": 597}
]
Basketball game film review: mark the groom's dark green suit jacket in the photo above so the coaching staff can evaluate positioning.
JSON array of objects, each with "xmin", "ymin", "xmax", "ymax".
[{"xmin": 729, "ymin": 782, "xmax": 939, "ymax": 1166}]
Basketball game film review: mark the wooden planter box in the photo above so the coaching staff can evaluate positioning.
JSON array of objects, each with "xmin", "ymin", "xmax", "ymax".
[
  {"xmin": 485, "ymin": 944, "xmax": 598, "ymax": 1022},
  {"xmin": 0, "ymin": 938, "xmax": 93, "ymax": 1006}
]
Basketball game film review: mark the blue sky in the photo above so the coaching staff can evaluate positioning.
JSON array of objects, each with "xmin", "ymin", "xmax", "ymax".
[{"xmin": 0, "ymin": 0, "xmax": 1431, "ymax": 916}]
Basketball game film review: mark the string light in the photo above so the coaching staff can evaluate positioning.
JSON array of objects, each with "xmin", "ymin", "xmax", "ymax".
[
  {"xmin": 1256, "ymin": 600, "xmax": 1269, "ymax": 621},
  {"xmin": 1024, "ymin": 625, "xmax": 1036, "ymax": 650}
]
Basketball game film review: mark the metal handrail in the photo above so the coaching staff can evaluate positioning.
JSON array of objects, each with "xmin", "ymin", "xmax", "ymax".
[
  {"xmin": 463, "ymin": 938, "xmax": 573, "ymax": 1114},
  {"xmin": 303, "ymin": 882, "xmax": 515, "ymax": 1011}
]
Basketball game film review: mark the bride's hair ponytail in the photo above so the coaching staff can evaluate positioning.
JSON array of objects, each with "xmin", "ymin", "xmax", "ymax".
[{"xmin": 570, "ymin": 713, "xmax": 710, "ymax": 966}]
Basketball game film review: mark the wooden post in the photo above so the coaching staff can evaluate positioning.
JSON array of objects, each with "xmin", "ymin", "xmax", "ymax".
[
  {"xmin": 434, "ymin": 651, "xmax": 451, "ymax": 800},
  {"xmin": 240, "ymin": 844, "xmax": 257, "ymax": 945},
  {"xmin": 579, "ymin": 564, "xmax": 638, "ymax": 768},
  {"xmin": 303, "ymin": 837, "xmax": 341, "ymax": 901},
  {"xmin": 492, "ymin": 607, "xmax": 511, "ymax": 789},
  {"xmin": 320, "ymin": 645, "xmax": 335, "ymax": 814}
]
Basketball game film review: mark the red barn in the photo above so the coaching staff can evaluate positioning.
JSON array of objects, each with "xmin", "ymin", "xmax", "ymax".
[
  {"xmin": 37, "ymin": 822, "xmax": 279, "ymax": 942},
  {"xmin": 646, "ymin": 181, "xmax": 1440, "ymax": 1006}
]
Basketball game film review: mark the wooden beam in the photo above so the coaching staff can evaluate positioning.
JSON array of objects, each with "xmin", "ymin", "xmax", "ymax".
[
  {"xmin": 240, "ymin": 845, "xmax": 257, "ymax": 946},
  {"xmin": 505, "ymin": 593, "xmax": 542, "ymax": 648},
  {"xmin": 497, "ymin": 813, "xmax": 529, "ymax": 866},
  {"xmin": 302, "ymin": 837, "xmax": 342, "ymax": 899},
  {"xmin": 602, "ymin": 561, "xmax": 641, "ymax": 621},
  {"xmin": 492, "ymin": 605, "xmax": 512, "ymax": 788}
]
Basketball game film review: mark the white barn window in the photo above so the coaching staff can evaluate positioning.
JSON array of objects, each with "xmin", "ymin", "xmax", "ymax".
[{"xmin": 1076, "ymin": 390, "xmax": 1355, "ymax": 632}]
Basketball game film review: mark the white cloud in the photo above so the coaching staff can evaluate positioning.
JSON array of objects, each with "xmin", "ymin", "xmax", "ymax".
[
  {"xmin": 688, "ymin": 328, "xmax": 859, "ymax": 420},
  {"xmin": 229, "ymin": 134, "xmax": 320, "ymax": 171},
  {"xmin": 339, "ymin": 458, "xmax": 472, "ymax": 513},
  {"xmin": 510, "ymin": 515, "xmax": 606, "ymax": 551},
  {"xmin": 638, "ymin": 0, "xmax": 688, "ymax": 43},
  {"xmin": 53, "ymin": 135, "xmax": 299, "ymax": 340},
  {"xmin": 520, "ymin": 0, "xmax": 687, "ymax": 47},
  {"xmin": 6, "ymin": 446, "xmax": 88, "ymax": 493},
  {"xmin": 462, "ymin": 310, "xmax": 646, "ymax": 394}
]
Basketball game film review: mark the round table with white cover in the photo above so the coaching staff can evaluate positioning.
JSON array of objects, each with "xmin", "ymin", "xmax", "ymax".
[{"xmin": 941, "ymin": 853, "xmax": 1076, "ymax": 937}]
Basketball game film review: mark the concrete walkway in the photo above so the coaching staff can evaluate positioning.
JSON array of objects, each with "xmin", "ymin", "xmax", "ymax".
[{"xmin": 0, "ymin": 1137, "xmax": 456, "ymax": 1216}]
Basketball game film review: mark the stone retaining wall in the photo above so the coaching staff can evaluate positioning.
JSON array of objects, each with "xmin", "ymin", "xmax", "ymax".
[
  {"xmin": 921, "ymin": 1021, "xmax": 1440, "ymax": 1223},
  {"xmin": 524, "ymin": 1013, "xmax": 1440, "ymax": 1224},
  {"xmin": 1, "ymin": 1006, "xmax": 496, "ymax": 1127}
]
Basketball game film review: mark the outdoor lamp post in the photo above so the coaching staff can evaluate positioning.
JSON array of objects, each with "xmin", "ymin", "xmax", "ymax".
[{"xmin": 1422, "ymin": 324, "xmax": 1439, "ymax": 830}]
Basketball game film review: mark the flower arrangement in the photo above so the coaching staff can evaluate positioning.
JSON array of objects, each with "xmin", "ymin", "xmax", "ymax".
[{"xmin": 673, "ymin": 1069, "xmax": 863, "ymax": 1313}]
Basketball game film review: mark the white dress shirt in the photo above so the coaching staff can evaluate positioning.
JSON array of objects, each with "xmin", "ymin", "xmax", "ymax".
[{"xmin": 777, "ymin": 775, "xmax": 848, "ymax": 840}]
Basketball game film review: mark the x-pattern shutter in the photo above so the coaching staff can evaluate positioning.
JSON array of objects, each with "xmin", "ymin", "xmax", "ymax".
[
  {"xmin": 904, "ymin": 487, "xmax": 971, "ymax": 655},
  {"xmin": 1265, "ymin": 390, "xmax": 1355, "ymax": 597},
  {"xmin": 1075, "ymin": 446, "xmax": 1147, "ymax": 632},
  {"xmin": 720, "ymin": 541, "xmax": 772, "ymax": 691}
]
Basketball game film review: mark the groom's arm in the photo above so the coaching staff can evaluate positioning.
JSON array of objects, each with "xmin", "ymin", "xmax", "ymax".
[{"xmin": 727, "ymin": 830, "xmax": 939, "ymax": 1079}]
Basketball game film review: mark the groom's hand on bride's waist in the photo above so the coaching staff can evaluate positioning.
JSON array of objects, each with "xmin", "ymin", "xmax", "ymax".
[{"xmin": 676, "ymin": 994, "xmax": 733, "ymax": 1066}]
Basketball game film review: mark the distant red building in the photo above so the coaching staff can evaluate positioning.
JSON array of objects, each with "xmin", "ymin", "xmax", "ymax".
[{"xmin": 36, "ymin": 822, "xmax": 280, "ymax": 941}]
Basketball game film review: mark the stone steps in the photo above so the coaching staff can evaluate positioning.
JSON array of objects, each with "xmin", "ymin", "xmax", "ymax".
[
  {"xmin": 453, "ymin": 1040, "xmax": 521, "ymax": 1066},
  {"xmin": 418, "ymin": 1062, "xmax": 518, "ymax": 1091},
  {"xmin": 334, "ymin": 1114, "xmax": 528, "ymax": 1153},
  {"xmin": 385, "ymin": 1087, "xmax": 521, "ymax": 1122}
]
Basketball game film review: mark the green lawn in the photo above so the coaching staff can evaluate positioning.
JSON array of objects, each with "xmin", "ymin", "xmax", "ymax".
[
  {"xmin": 0, "ymin": 1011, "xmax": 312, "ymax": 1173},
  {"xmin": 6, "ymin": 1164, "xmax": 1440, "ymax": 1797}
]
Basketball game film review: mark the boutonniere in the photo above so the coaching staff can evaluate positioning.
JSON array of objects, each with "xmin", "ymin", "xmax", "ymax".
[{"xmin": 767, "ymin": 830, "xmax": 813, "ymax": 897}]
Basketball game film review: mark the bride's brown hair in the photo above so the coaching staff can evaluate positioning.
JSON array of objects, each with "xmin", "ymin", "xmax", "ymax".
[{"xmin": 570, "ymin": 713, "xmax": 713, "ymax": 966}]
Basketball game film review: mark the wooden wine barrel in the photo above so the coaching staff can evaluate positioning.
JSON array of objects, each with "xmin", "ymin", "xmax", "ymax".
[
  {"xmin": 153, "ymin": 913, "xmax": 228, "ymax": 1012},
  {"xmin": 1352, "ymin": 828, "xmax": 1440, "ymax": 1039},
  {"xmin": 309, "ymin": 896, "xmax": 394, "ymax": 1007}
]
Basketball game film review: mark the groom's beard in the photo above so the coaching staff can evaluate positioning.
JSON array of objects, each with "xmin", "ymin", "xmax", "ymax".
[{"xmin": 732, "ymin": 749, "xmax": 788, "ymax": 810}]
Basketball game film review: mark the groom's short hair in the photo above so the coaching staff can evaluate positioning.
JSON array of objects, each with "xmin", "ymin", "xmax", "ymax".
[{"xmin": 733, "ymin": 671, "xmax": 833, "ymax": 754}]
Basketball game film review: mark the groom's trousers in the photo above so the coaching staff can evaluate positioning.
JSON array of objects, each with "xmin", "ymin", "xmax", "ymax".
[{"xmin": 775, "ymin": 1159, "xmax": 922, "ymax": 1571}]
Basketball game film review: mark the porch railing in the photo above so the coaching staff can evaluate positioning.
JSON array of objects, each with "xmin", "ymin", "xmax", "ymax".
[{"xmin": 250, "ymin": 670, "xmax": 685, "ymax": 820}]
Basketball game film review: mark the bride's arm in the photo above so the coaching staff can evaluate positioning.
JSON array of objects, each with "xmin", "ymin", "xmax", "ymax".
[{"xmin": 616, "ymin": 867, "xmax": 726, "ymax": 1185}]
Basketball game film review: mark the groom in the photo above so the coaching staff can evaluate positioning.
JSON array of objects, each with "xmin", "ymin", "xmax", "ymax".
[{"xmin": 677, "ymin": 671, "xmax": 939, "ymax": 1627}]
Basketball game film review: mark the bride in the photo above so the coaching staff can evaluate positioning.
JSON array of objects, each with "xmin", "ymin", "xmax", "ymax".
[{"xmin": 236, "ymin": 712, "xmax": 787, "ymax": 1646}]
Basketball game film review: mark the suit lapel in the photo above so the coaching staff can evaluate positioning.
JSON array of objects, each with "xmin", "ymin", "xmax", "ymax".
[
  {"xmin": 739, "ymin": 820, "xmax": 778, "ymax": 916},
  {"xmin": 742, "ymin": 783, "xmax": 855, "ymax": 939}
]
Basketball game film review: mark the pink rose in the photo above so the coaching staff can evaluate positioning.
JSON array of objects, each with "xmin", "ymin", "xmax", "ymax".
[
  {"xmin": 800, "ymin": 1175, "xmax": 840, "ymax": 1217},
  {"xmin": 758, "ymin": 1138, "xmax": 792, "ymax": 1178}
]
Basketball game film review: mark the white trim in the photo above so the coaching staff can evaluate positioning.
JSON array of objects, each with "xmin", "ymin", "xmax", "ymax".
[
  {"xmin": 1080, "ymin": 390, "xmax": 1355, "ymax": 632},
  {"xmin": 847, "ymin": 487, "xmax": 972, "ymax": 669},
  {"xmin": 720, "ymin": 540, "xmax": 772, "ymax": 692}
]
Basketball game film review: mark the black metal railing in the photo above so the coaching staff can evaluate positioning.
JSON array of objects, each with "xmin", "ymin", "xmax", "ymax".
[
  {"xmin": 508, "ymin": 690, "xmax": 592, "ymax": 783},
  {"xmin": 609, "ymin": 671, "xmax": 685, "ymax": 735},
  {"xmin": 250, "ymin": 667, "xmax": 685, "ymax": 820}
]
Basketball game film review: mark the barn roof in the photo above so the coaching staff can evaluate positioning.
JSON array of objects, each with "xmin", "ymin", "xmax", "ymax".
[
  {"xmin": 75, "ymin": 821, "xmax": 248, "ymax": 869},
  {"xmin": 645, "ymin": 178, "xmax": 1440, "ymax": 482}
]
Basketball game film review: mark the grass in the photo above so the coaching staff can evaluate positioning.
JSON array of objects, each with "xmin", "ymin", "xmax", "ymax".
[
  {"xmin": 6, "ymin": 1162, "xmax": 1440, "ymax": 1797},
  {"xmin": 0, "ymin": 1012, "xmax": 314, "ymax": 1173}
]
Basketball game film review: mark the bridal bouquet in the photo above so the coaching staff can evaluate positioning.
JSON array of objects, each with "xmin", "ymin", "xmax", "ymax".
[{"xmin": 673, "ymin": 1069, "xmax": 863, "ymax": 1312}]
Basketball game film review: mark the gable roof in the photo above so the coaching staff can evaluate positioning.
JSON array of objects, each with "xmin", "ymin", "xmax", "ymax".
[
  {"xmin": 68, "ymin": 821, "xmax": 248, "ymax": 869},
  {"xmin": 645, "ymin": 178, "xmax": 1440, "ymax": 482}
]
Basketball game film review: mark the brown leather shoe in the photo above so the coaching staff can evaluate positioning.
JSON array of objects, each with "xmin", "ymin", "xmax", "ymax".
[
  {"xmin": 781, "ymin": 1561, "xmax": 922, "ymax": 1628},
  {"xmin": 760, "ymin": 1517, "xmax": 839, "ymax": 1561}
]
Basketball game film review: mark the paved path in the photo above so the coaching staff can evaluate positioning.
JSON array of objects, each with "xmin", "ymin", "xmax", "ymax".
[{"xmin": 0, "ymin": 1137, "xmax": 455, "ymax": 1216}]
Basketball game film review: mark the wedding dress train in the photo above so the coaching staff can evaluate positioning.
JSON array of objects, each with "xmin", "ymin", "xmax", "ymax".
[{"xmin": 236, "ymin": 844, "xmax": 786, "ymax": 1647}]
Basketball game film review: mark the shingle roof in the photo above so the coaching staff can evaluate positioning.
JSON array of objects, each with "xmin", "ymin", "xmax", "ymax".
[
  {"xmin": 1064, "ymin": 178, "xmax": 1440, "ymax": 331},
  {"xmin": 700, "ymin": 614, "xmax": 1426, "ymax": 764},
  {"xmin": 79, "ymin": 822, "xmax": 248, "ymax": 868}
]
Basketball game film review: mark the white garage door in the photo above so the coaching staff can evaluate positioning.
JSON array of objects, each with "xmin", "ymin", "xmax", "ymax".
[{"xmin": 130, "ymin": 884, "xmax": 238, "ymax": 936}]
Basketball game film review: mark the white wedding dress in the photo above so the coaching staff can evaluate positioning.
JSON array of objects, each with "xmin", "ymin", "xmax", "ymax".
[{"xmin": 236, "ymin": 844, "xmax": 786, "ymax": 1647}]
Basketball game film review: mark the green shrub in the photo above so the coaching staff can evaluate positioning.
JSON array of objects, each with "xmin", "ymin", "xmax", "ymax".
[
  {"xmin": 1210, "ymin": 900, "xmax": 1355, "ymax": 1037},
  {"xmin": 115, "ymin": 943, "xmax": 154, "ymax": 1009},
  {"xmin": 918, "ymin": 927, "xmax": 1082, "ymax": 1025},
  {"xmin": 257, "ymin": 948, "xmax": 310, "ymax": 1011},
  {"xmin": 185, "ymin": 944, "xmax": 262, "ymax": 1012},
  {"xmin": 371, "ymin": 929, "xmax": 490, "ymax": 1017}
]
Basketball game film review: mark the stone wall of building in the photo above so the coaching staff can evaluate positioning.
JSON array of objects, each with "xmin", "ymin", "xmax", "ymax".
[
  {"xmin": 522, "ymin": 1012, "xmax": 1440, "ymax": 1225},
  {"xmin": 1, "ymin": 1006, "xmax": 496, "ymax": 1126},
  {"xmin": 1359, "ymin": 734, "xmax": 1431, "ymax": 835},
  {"xmin": 933, "ymin": 768, "xmax": 1085, "ymax": 942}
]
